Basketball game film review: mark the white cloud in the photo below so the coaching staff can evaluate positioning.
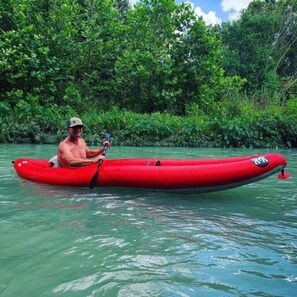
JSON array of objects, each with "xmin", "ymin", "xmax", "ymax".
[
  {"xmin": 184, "ymin": 1, "xmax": 222, "ymax": 25},
  {"xmin": 228, "ymin": 11, "xmax": 241, "ymax": 21},
  {"xmin": 194, "ymin": 6, "xmax": 222, "ymax": 25},
  {"xmin": 129, "ymin": 0, "xmax": 138, "ymax": 6},
  {"xmin": 221, "ymin": 0, "xmax": 252, "ymax": 12},
  {"xmin": 221, "ymin": 0, "xmax": 253, "ymax": 21}
]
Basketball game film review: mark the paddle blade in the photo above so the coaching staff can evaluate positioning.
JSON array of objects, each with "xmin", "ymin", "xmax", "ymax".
[
  {"xmin": 278, "ymin": 171, "xmax": 290, "ymax": 180},
  {"xmin": 89, "ymin": 159, "xmax": 104, "ymax": 189},
  {"xmin": 89, "ymin": 171, "xmax": 99, "ymax": 189}
]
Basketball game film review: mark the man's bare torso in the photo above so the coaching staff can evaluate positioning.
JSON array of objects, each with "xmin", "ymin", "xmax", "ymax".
[{"xmin": 58, "ymin": 138, "xmax": 88, "ymax": 167}]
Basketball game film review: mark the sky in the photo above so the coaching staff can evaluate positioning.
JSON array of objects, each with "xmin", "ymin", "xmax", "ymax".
[
  {"xmin": 129, "ymin": 0, "xmax": 254, "ymax": 25},
  {"xmin": 179, "ymin": 0, "xmax": 253, "ymax": 25}
]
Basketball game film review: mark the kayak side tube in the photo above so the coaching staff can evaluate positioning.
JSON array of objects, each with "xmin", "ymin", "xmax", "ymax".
[{"xmin": 13, "ymin": 153, "xmax": 288, "ymax": 193}]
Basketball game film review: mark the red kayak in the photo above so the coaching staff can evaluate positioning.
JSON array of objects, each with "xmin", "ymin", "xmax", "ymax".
[{"xmin": 13, "ymin": 153, "xmax": 289, "ymax": 193}]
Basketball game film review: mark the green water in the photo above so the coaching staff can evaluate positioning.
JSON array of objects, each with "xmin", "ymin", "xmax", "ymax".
[{"xmin": 1, "ymin": 144, "xmax": 296, "ymax": 297}]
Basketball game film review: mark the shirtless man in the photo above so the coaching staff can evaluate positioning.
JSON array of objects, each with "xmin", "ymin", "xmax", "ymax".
[{"xmin": 57, "ymin": 117, "xmax": 110, "ymax": 168}]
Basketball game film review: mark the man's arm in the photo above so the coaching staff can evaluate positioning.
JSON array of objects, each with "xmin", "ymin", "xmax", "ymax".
[
  {"xmin": 85, "ymin": 141, "xmax": 110, "ymax": 158},
  {"xmin": 86, "ymin": 147, "xmax": 105, "ymax": 158}
]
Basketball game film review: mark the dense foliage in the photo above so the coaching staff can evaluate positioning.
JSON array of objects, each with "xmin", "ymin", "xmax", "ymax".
[
  {"xmin": 216, "ymin": 0, "xmax": 297, "ymax": 98},
  {"xmin": 0, "ymin": 0, "xmax": 296, "ymax": 147}
]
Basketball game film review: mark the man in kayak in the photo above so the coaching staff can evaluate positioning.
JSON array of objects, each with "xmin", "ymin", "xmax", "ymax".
[{"xmin": 54, "ymin": 117, "xmax": 110, "ymax": 168}]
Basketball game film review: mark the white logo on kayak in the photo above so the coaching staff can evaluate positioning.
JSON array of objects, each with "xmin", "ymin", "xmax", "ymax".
[{"xmin": 251, "ymin": 156, "xmax": 269, "ymax": 167}]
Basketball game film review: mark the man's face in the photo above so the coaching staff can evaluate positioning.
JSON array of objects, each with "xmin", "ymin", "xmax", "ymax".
[{"xmin": 68, "ymin": 125, "xmax": 83, "ymax": 138}]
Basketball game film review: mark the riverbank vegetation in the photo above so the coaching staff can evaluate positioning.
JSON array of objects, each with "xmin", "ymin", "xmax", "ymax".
[{"xmin": 1, "ymin": 0, "xmax": 296, "ymax": 148}]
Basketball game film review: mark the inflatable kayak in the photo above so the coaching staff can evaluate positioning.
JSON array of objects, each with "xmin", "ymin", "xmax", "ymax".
[{"xmin": 13, "ymin": 153, "xmax": 289, "ymax": 193}]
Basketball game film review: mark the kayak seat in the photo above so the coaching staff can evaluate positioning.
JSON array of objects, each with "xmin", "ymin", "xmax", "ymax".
[{"xmin": 48, "ymin": 155, "xmax": 61, "ymax": 168}]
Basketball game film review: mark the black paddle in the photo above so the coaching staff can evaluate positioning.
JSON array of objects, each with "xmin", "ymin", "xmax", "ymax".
[
  {"xmin": 89, "ymin": 143, "xmax": 109, "ymax": 189},
  {"xmin": 88, "ymin": 131, "xmax": 114, "ymax": 189}
]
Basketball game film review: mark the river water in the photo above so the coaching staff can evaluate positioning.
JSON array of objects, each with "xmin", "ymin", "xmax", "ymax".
[{"xmin": 0, "ymin": 144, "xmax": 296, "ymax": 297}]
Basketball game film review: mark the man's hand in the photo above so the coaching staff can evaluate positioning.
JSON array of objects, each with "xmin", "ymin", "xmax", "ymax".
[
  {"xmin": 102, "ymin": 141, "xmax": 111, "ymax": 147},
  {"xmin": 95, "ymin": 155, "xmax": 106, "ymax": 163}
]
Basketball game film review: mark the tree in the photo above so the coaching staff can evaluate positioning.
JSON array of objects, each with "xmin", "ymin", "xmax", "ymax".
[
  {"xmin": 0, "ymin": 0, "xmax": 61, "ymax": 109},
  {"xmin": 170, "ymin": 3, "xmax": 228, "ymax": 114},
  {"xmin": 113, "ymin": 0, "xmax": 130, "ymax": 17},
  {"xmin": 273, "ymin": 0, "xmax": 297, "ymax": 95},
  {"xmin": 114, "ymin": 0, "xmax": 238, "ymax": 115},
  {"xmin": 0, "ymin": 0, "xmax": 243, "ymax": 118},
  {"xmin": 218, "ymin": 0, "xmax": 297, "ymax": 99},
  {"xmin": 114, "ymin": 0, "xmax": 178, "ymax": 113},
  {"xmin": 219, "ymin": 0, "xmax": 280, "ymax": 94}
]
